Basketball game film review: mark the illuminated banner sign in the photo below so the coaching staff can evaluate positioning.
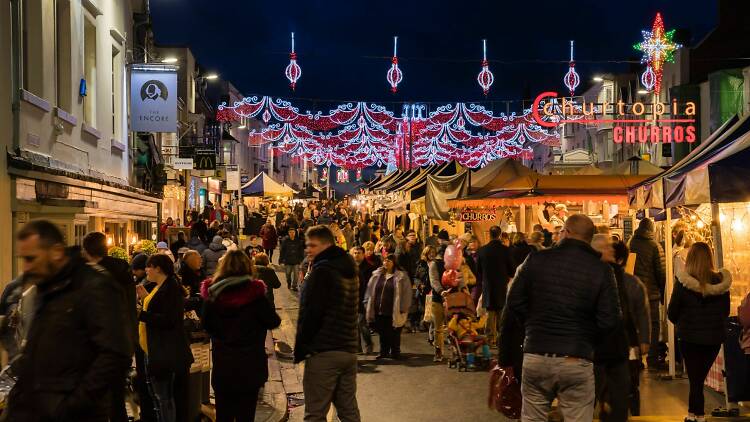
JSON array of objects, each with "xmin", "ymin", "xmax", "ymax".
[
  {"xmin": 130, "ymin": 65, "xmax": 178, "ymax": 133},
  {"xmin": 459, "ymin": 211, "xmax": 497, "ymax": 222},
  {"xmin": 532, "ymin": 91, "xmax": 697, "ymax": 144}
]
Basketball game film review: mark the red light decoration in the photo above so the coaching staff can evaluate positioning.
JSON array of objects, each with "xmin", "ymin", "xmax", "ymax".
[
  {"xmin": 634, "ymin": 13, "xmax": 681, "ymax": 93},
  {"xmin": 563, "ymin": 40, "xmax": 580, "ymax": 96},
  {"xmin": 285, "ymin": 32, "xmax": 302, "ymax": 91},
  {"xmin": 641, "ymin": 65, "xmax": 656, "ymax": 91},
  {"xmin": 386, "ymin": 36, "xmax": 403, "ymax": 93},
  {"xmin": 477, "ymin": 39, "xmax": 494, "ymax": 96}
]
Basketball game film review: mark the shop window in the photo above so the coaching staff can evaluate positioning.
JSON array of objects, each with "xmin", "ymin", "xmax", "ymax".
[
  {"xmin": 111, "ymin": 44, "xmax": 122, "ymax": 139},
  {"xmin": 83, "ymin": 14, "xmax": 97, "ymax": 126},
  {"xmin": 55, "ymin": 0, "xmax": 72, "ymax": 111},
  {"xmin": 74, "ymin": 223, "xmax": 87, "ymax": 246},
  {"xmin": 21, "ymin": 0, "xmax": 44, "ymax": 96}
]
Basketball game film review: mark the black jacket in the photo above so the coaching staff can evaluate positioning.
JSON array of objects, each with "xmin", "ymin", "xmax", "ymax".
[
  {"xmin": 279, "ymin": 235, "xmax": 305, "ymax": 265},
  {"xmin": 510, "ymin": 242, "xmax": 535, "ymax": 270},
  {"xmin": 294, "ymin": 246, "xmax": 359, "ymax": 363},
  {"xmin": 98, "ymin": 256, "xmax": 138, "ymax": 348},
  {"xmin": 201, "ymin": 276, "xmax": 281, "ymax": 393},
  {"xmin": 138, "ymin": 276, "xmax": 194, "ymax": 376},
  {"xmin": 179, "ymin": 265, "xmax": 206, "ymax": 313},
  {"xmin": 498, "ymin": 306, "xmax": 525, "ymax": 378},
  {"xmin": 477, "ymin": 239, "xmax": 516, "ymax": 311},
  {"xmin": 594, "ymin": 264, "xmax": 637, "ymax": 363},
  {"xmin": 358, "ymin": 256, "xmax": 381, "ymax": 314},
  {"xmin": 254, "ymin": 265, "xmax": 282, "ymax": 305},
  {"xmin": 506, "ymin": 238, "xmax": 621, "ymax": 361},
  {"xmin": 5, "ymin": 252, "xmax": 131, "ymax": 422},
  {"xmin": 668, "ymin": 269, "xmax": 731, "ymax": 345},
  {"xmin": 628, "ymin": 227, "xmax": 666, "ymax": 301}
]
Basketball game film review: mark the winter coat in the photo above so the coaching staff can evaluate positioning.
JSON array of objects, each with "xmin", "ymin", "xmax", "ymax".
[
  {"xmin": 138, "ymin": 276, "xmax": 194, "ymax": 376},
  {"xmin": 396, "ymin": 242, "xmax": 422, "ymax": 280},
  {"xmin": 629, "ymin": 226, "xmax": 666, "ymax": 301},
  {"xmin": 254, "ymin": 265, "xmax": 282, "ymax": 305},
  {"xmin": 0, "ymin": 277, "xmax": 28, "ymax": 360},
  {"xmin": 498, "ymin": 307, "xmax": 525, "ymax": 378},
  {"xmin": 477, "ymin": 239, "xmax": 516, "ymax": 311},
  {"xmin": 179, "ymin": 265, "xmax": 206, "ymax": 313},
  {"xmin": 365, "ymin": 268, "xmax": 412, "ymax": 328},
  {"xmin": 294, "ymin": 246, "xmax": 359, "ymax": 363},
  {"xmin": 201, "ymin": 236, "xmax": 227, "ymax": 276},
  {"xmin": 186, "ymin": 235, "xmax": 207, "ymax": 254},
  {"xmin": 738, "ymin": 292, "xmax": 750, "ymax": 353},
  {"xmin": 201, "ymin": 276, "xmax": 281, "ymax": 393},
  {"xmin": 506, "ymin": 238, "xmax": 621, "ymax": 361},
  {"xmin": 595, "ymin": 264, "xmax": 637, "ymax": 363},
  {"xmin": 358, "ymin": 226, "xmax": 372, "ymax": 246},
  {"xmin": 358, "ymin": 256, "xmax": 381, "ymax": 314},
  {"xmin": 4, "ymin": 251, "xmax": 131, "ymax": 422},
  {"xmin": 668, "ymin": 268, "xmax": 731, "ymax": 346},
  {"xmin": 260, "ymin": 224, "xmax": 279, "ymax": 250},
  {"xmin": 279, "ymin": 235, "xmax": 305, "ymax": 265},
  {"xmin": 510, "ymin": 242, "xmax": 535, "ymax": 270},
  {"xmin": 99, "ymin": 256, "xmax": 138, "ymax": 348},
  {"xmin": 624, "ymin": 272, "xmax": 650, "ymax": 346},
  {"xmin": 342, "ymin": 228, "xmax": 355, "ymax": 253}
]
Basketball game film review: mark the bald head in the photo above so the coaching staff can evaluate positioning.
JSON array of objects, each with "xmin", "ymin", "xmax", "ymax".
[{"xmin": 563, "ymin": 214, "xmax": 596, "ymax": 243}]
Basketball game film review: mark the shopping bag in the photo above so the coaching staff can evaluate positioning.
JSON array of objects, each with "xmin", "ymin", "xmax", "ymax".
[
  {"xmin": 488, "ymin": 361, "xmax": 522, "ymax": 419},
  {"xmin": 423, "ymin": 294, "xmax": 433, "ymax": 323}
]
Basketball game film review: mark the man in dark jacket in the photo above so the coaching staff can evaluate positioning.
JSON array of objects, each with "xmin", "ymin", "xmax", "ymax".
[
  {"xmin": 295, "ymin": 225, "xmax": 361, "ymax": 422},
  {"xmin": 279, "ymin": 227, "xmax": 305, "ymax": 290},
  {"xmin": 507, "ymin": 214, "xmax": 621, "ymax": 422},
  {"xmin": 628, "ymin": 217, "xmax": 666, "ymax": 368},
  {"xmin": 476, "ymin": 225, "xmax": 516, "ymax": 347},
  {"xmin": 6, "ymin": 220, "xmax": 131, "ymax": 421},
  {"xmin": 82, "ymin": 232, "xmax": 137, "ymax": 422},
  {"xmin": 350, "ymin": 246, "xmax": 377, "ymax": 354}
]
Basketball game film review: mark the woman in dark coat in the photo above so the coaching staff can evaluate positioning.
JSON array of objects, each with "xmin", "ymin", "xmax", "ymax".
[
  {"xmin": 201, "ymin": 250, "xmax": 281, "ymax": 422},
  {"xmin": 259, "ymin": 222, "xmax": 279, "ymax": 261},
  {"xmin": 668, "ymin": 242, "xmax": 731, "ymax": 422},
  {"xmin": 252, "ymin": 252, "xmax": 282, "ymax": 306},
  {"xmin": 136, "ymin": 254, "xmax": 194, "ymax": 422}
]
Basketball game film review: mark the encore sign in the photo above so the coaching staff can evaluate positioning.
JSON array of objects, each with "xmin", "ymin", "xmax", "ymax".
[
  {"xmin": 532, "ymin": 91, "xmax": 697, "ymax": 144},
  {"xmin": 459, "ymin": 211, "xmax": 497, "ymax": 222}
]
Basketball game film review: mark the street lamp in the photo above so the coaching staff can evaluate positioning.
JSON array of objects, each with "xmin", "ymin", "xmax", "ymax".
[
  {"xmin": 637, "ymin": 89, "xmax": 649, "ymax": 95},
  {"xmin": 592, "ymin": 76, "xmax": 604, "ymax": 82},
  {"xmin": 204, "ymin": 73, "xmax": 219, "ymax": 80},
  {"xmin": 161, "ymin": 57, "xmax": 178, "ymax": 64}
]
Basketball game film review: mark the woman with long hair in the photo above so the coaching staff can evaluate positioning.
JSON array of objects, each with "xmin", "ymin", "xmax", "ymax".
[
  {"xmin": 365, "ymin": 254, "xmax": 412, "ymax": 360},
  {"xmin": 668, "ymin": 242, "xmax": 731, "ymax": 422},
  {"xmin": 136, "ymin": 254, "xmax": 193, "ymax": 422},
  {"xmin": 201, "ymin": 250, "xmax": 281, "ymax": 422}
]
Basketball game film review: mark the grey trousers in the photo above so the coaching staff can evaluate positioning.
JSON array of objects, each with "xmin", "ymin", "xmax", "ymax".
[
  {"xmin": 303, "ymin": 351, "xmax": 361, "ymax": 422},
  {"xmin": 285, "ymin": 264, "xmax": 300, "ymax": 289},
  {"xmin": 521, "ymin": 353, "xmax": 595, "ymax": 422}
]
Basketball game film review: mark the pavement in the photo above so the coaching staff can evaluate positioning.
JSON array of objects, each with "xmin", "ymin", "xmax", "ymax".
[{"xmin": 259, "ymin": 261, "xmax": 750, "ymax": 422}]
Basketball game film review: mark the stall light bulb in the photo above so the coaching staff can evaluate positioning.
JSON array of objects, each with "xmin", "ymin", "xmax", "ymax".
[
  {"xmin": 690, "ymin": 215, "xmax": 697, "ymax": 221},
  {"xmin": 131, "ymin": 235, "xmax": 137, "ymax": 245},
  {"xmin": 731, "ymin": 219, "xmax": 745, "ymax": 232},
  {"xmin": 720, "ymin": 213, "xmax": 727, "ymax": 223},
  {"xmin": 106, "ymin": 237, "xmax": 113, "ymax": 246},
  {"xmin": 696, "ymin": 220, "xmax": 705, "ymax": 229}
]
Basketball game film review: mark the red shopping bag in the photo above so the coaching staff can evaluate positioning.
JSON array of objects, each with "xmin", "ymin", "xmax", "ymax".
[{"xmin": 488, "ymin": 361, "xmax": 522, "ymax": 419}]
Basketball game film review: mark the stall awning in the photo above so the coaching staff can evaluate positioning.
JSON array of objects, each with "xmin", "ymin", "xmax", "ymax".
[{"xmin": 241, "ymin": 173, "xmax": 293, "ymax": 197}]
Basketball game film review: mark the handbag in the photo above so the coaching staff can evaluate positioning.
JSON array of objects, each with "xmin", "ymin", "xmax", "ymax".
[
  {"xmin": 423, "ymin": 294, "xmax": 433, "ymax": 323},
  {"xmin": 488, "ymin": 361, "xmax": 522, "ymax": 419}
]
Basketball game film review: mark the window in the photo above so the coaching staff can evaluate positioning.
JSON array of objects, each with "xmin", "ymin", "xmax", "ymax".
[
  {"xmin": 21, "ymin": 0, "xmax": 43, "ymax": 95},
  {"xmin": 55, "ymin": 0, "xmax": 72, "ymax": 110},
  {"xmin": 111, "ymin": 44, "xmax": 122, "ymax": 139},
  {"xmin": 83, "ymin": 15, "xmax": 97, "ymax": 125}
]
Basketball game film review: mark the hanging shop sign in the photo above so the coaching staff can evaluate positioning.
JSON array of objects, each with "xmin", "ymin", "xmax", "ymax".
[
  {"xmin": 173, "ymin": 158, "xmax": 194, "ymax": 170},
  {"xmin": 227, "ymin": 168, "xmax": 240, "ymax": 191},
  {"xmin": 130, "ymin": 65, "xmax": 178, "ymax": 133},
  {"xmin": 531, "ymin": 91, "xmax": 697, "ymax": 144},
  {"xmin": 459, "ymin": 210, "xmax": 497, "ymax": 222},
  {"xmin": 194, "ymin": 149, "xmax": 217, "ymax": 171}
]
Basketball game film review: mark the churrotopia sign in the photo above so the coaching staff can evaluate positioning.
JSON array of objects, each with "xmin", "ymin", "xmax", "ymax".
[{"xmin": 130, "ymin": 65, "xmax": 178, "ymax": 133}]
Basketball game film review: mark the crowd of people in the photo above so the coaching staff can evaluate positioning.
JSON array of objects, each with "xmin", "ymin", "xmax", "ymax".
[{"xmin": 0, "ymin": 195, "xmax": 741, "ymax": 422}]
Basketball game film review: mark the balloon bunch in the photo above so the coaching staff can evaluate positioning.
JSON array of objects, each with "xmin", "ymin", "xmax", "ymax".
[{"xmin": 441, "ymin": 238, "xmax": 463, "ymax": 288}]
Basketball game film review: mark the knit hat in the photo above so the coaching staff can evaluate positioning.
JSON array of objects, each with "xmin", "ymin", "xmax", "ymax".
[
  {"xmin": 156, "ymin": 241, "xmax": 168, "ymax": 249},
  {"xmin": 131, "ymin": 253, "xmax": 148, "ymax": 271},
  {"xmin": 438, "ymin": 229, "xmax": 450, "ymax": 241}
]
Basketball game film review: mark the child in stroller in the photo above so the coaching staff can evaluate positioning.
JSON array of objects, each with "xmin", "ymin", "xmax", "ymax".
[{"xmin": 443, "ymin": 287, "xmax": 491, "ymax": 370}]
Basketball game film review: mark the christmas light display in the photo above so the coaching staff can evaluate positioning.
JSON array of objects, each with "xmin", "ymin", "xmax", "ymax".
[
  {"xmin": 320, "ymin": 167, "xmax": 328, "ymax": 182},
  {"xmin": 285, "ymin": 32, "xmax": 302, "ymax": 91},
  {"xmin": 217, "ymin": 96, "xmax": 557, "ymax": 169},
  {"xmin": 336, "ymin": 168, "xmax": 349, "ymax": 183},
  {"xmin": 641, "ymin": 65, "xmax": 656, "ymax": 91},
  {"xmin": 356, "ymin": 168, "xmax": 362, "ymax": 181},
  {"xmin": 634, "ymin": 13, "xmax": 681, "ymax": 93},
  {"xmin": 477, "ymin": 39, "xmax": 494, "ymax": 95},
  {"xmin": 563, "ymin": 40, "xmax": 580, "ymax": 96},
  {"xmin": 386, "ymin": 36, "xmax": 403, "ymax": 93}
]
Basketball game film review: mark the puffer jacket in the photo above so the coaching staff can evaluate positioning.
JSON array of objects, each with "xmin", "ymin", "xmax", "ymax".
[
  {"xmin": 628, "ymin": 226, "xmax": 666, "ymax": 301},
  {"xmin": 279, "ymin": 235, "xmax": 305, "ymax": 265},
  {"xmin": 506, "ymin": 238, "xmax": 621, "ymax": 361},
  {"xmin": 201, "ymin": 236, "xmax": 227, "ymax": 276},
  {"xmin": 201, "ymin": 276, "xmax": 281, "ymax": 393},
  {"xmin": 186, "ymin": 236, "xmax": 207, "ymax": 254},
  {"xmin": 668, "ymin": 268, "xmax": 731, "ymax": 345},
  {"xmin": 294, "ymin": 246, "xmax": 359, "ymax": 363}
]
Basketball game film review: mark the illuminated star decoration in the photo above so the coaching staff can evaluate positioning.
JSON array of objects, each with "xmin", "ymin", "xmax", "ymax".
[
  {"xmin": 386, "ymin": 36, "xmax": 403, "ymax": 93},
  {"xmin": 563, "ymin": 40, "xmax": 580, "ymax": 96},
  {"xmin": 477, "ymin": 39, "xmax": 494, "ymax": 95},
  {"xmin": 285, "ymin": 32, "xmax": 302, "ymax": 91},
  {"xmin": 634, "ymin": 13, "xmax": 681, "ymax": 93}
]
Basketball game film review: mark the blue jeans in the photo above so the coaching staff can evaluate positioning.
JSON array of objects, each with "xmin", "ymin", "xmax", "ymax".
[
  {"xmin": 285, "ymin": 264, "xmax": 300, "ymax": 289},
  {"xmin": 521, "ymin": 353, "xmax": 595, "ymax": 422},
  {"xmin": 145, "ymin": 358, "xmax": 176, "ymax": 422}
]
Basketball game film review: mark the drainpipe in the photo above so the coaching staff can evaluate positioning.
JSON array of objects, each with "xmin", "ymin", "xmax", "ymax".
[{"xmin": 10, "ymin": 0, "xmax": 22, "ymax": 151}]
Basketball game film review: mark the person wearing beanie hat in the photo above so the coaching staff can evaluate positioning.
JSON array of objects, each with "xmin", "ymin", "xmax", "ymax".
[
  {"xmin": 201, "ymin": 235, "xmax": 227, "ymax": 276},
  {"xmin": 156, "ymin": 241, "xmax": 175, "ymax": 263},
  {"xmin": 131, "ymin": 253, "xmax": 149, "ymax": 283}
]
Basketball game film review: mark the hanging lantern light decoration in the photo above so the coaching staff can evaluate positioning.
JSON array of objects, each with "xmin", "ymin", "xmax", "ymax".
[
  {"xmin": 634, "ymin": 13, "xmax": 681, "ymax": 93},
  {"xmin": 477, "ymin": 39, "xmax": 494, "ymax": 96},
  {"xmin": 356, "ymin": 168, "xmax": 362, "ymax": 181},
  {"xmin": 285, "ymin": 32, "xmax": 302, "ymax": 91},
  {"xmin": 336, "ymin": 168, "xmax": 349, "ymax": 183},
  {"xmin": 386, "ymin": 36, "xmax": 403, "ymax": 93},
  {"xmin": 563, "ymin": 40, "xmax": 581, "ymax": 96},
  {"xmin": 320, "ymin": 167, "xmax": 328, "ymax": 182}
]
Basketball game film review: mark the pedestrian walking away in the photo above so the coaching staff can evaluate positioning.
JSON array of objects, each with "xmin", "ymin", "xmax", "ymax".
[
  {"xmin": 294, "ymin": 225, "xmax": 361, "ymax": 422},
  {"xmin": 476, "ymin": 226, "xmax": 515, "ymax": 348}
]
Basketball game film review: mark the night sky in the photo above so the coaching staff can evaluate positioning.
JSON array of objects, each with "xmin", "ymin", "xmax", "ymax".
[{"xmin": 151, "ymin": 0, "xmax": 716, "ymax": 111}]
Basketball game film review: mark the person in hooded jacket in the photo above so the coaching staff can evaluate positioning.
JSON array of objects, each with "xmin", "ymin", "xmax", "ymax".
[
  {"xmin": 253, "ymin": 253, "xmax": 282, "ymax": 307},
  {"xmin": 201, "ymin": 250, "xmax": 281, "ymax": 422},
  {"xmin": 668, "ymin": 242, "xmax": 731, "ymax": 422},
  {"xmin": 260, "ymin": 222, "xmax": 279, "ymax": 261},
  {"xmin": 202, "ymin": 235, "xmax": 227, "ymax": 277},
  {"xmin": 186, "ymin": 228, "xmax": 207, "ymax": 254},
  {"xmin": 628, "ymin": 217, "xmax": 666, "ymax": 368}
]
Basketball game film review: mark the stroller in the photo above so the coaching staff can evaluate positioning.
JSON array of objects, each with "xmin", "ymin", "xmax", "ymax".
[{"xmin": 443, "ymin": 288, "xmax": 491, "ymax": 371}]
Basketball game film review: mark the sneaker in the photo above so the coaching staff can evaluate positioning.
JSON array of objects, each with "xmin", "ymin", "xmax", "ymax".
[{"xmin": 433, "ymin": 352, "xmax": 443, "ymax": 363}]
